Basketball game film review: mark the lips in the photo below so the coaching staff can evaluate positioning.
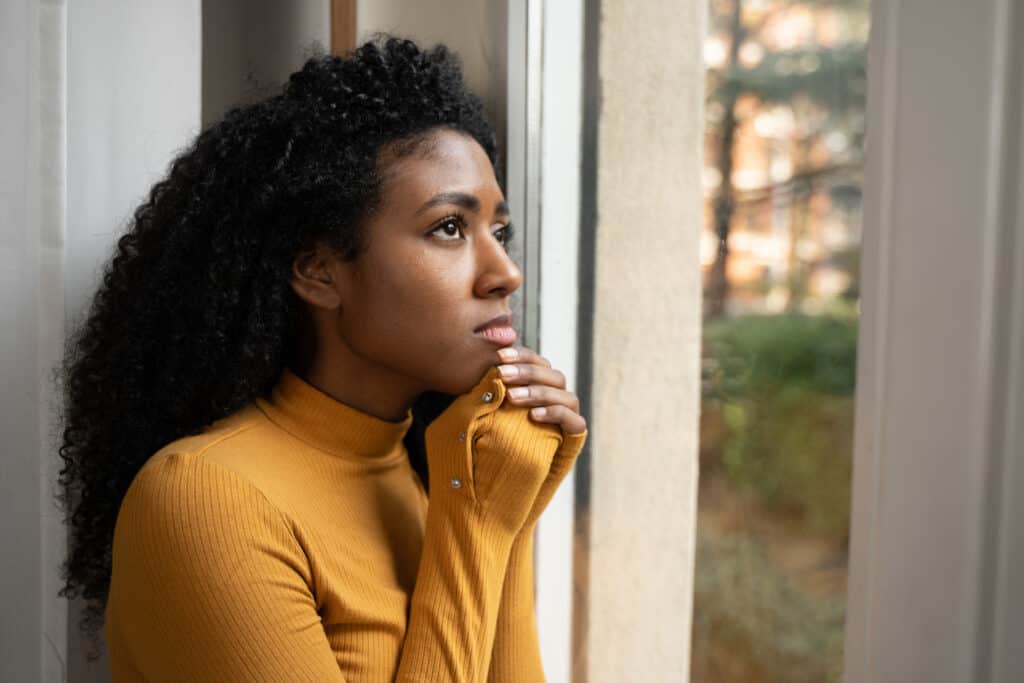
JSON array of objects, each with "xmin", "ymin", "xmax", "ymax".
[{"xmin": 473, "ymin": 313, "xmax": 513, "ymax": 333}]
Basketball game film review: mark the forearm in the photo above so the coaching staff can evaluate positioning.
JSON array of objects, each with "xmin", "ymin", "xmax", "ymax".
[
  {"xmin": 396, "ymin": 495, "xmax": 518, "ymax": 682},
  {"xmin": 488, "ymin": 429, "xmax": 589, "ymax": 682},
  {"xmin": 397, "ymin": 365, "xmax": 574, "ymax": 681},
  {"xmin": 487, "ymin": 528, "xmax": 544, "ymax": 683}
]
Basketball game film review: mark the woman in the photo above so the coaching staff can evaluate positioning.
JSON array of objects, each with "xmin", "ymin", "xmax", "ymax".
[{"xmin": 57, "ymin": 36, "xmax": 587, "ymax": 682}]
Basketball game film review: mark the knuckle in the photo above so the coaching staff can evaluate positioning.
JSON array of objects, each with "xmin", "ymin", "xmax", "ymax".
[
  {"xmin": 536, "ymin": 387, "xmax": 561, "ymax": 403},
  {"xmin": 514, "ymin": 385, "xmax": 535, "ymax": 400}
]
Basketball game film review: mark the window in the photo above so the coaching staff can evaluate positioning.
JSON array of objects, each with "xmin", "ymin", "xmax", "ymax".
[{"xmin": 693, "ymin": 1, "xmax": 869, "ymax": 680}]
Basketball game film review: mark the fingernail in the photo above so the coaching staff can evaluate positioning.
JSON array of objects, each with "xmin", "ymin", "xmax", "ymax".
[
  {"xmin": 508, "ymin": 387, "xmax": 529, "ymax": 398},
  {"xmin": 531, "ymin": 407, "xmax": 547, "ymax": 418},
  {"xmin": 497, "ymin": 347, "xmax": 518, "ymax": 361},
  {"xmin": 497, "ymin": 364, "xmax": 519, "ymax": 378}
]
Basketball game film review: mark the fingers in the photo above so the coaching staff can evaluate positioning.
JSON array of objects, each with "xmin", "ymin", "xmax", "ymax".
[
  {"xmin": 496, "ymin": 345, "xmax": 551, "ymax": 368},
  {"xmin": 505, "ymin": 384, "xmax": 580, "ymax": 413},
  {"xmin": 526, "ymin": 403, "xmax": 587, "ymax": 435},
  {"xmin": 496, "ymin": 345, "xmax": 586, "ymax": 435},
  {"xmin": 496, "ymin": 362, "xmax": 566, "ymax": 389},
  {"xmin": 503, "ymin": 378, "xmax": 586, "ymax": 435}
]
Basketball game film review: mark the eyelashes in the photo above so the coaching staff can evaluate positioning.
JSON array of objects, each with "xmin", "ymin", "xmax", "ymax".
[
  {"xmin": 430, "ymin": 212, "xmax": 514, "ymax": 249},
  {"xmin": 497, "ymin": 222, "xmax": 515, "ymax": 246}
]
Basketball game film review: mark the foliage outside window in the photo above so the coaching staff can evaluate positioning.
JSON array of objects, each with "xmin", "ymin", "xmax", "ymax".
[{"xmin": 693, "ymin": 1, "xmax": 869, "ymax": 681}]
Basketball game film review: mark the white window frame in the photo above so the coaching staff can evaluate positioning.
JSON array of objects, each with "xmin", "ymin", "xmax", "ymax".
[
  {"xmin": 844, "ymin": 1, "xmax": 1024, "ymax": 681},
  {"xmin": 506, "ymin": 1, "xmax": 585, "ymax": 681}
]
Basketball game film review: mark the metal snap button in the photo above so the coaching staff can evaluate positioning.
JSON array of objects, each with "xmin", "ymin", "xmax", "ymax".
[
  {"xmin": 482, "ymin": 391, "xmax": 494, "ymax": 403},
  {"xmin": 450, "ymin": 477, "xmax": 463, "ymax": 489},
  {"xmin": 458, "ymin": 431, "xmax": 466, "ymax": 442}
]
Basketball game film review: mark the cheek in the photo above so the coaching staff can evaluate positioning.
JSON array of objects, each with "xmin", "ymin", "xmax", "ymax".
[
  {"xmin": 349, "ymin": 255, "xmax": 467, "ymax": 347},
  {"xmin": 343, "ymin": 256, "xmax": 496, "ymax": 393}
]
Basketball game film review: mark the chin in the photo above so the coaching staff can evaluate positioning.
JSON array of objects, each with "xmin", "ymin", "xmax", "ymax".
[{"xmin": 426, "ymin": 356, "xmax": 496, "ymax": 396}]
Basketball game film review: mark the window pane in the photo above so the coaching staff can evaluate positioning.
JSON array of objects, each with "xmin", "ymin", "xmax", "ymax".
[{"xmin": 693, "ymin": 1, "xmax": 869, "ymax": 681}]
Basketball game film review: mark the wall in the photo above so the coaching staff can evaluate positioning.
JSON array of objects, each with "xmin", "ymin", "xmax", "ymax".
[
  {"xmin": 202, "ymin": 0, "xmax": 329, "ymax": 128},
  {"xmin": 0, "ymin": 1, "xmax": 202, "ymax": 681},
  {"xmin": 0, "ymin": 0, "xmax": 67, "ymax": 680},
  {"xmin": 356, "ymin": 0, "xmax": 508, "ymax": 152},
  {"xmin": 580, "ymin": 0, "xmax": 706, "ymax": 680},
  {"xmin": 63, "ymin": 1, "xmax": 202, "ymax": 680}
]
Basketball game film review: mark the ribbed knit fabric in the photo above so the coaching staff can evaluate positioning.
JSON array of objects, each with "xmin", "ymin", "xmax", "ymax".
[{"xmin": 104, "ymin": 365, "xmax": 587, "ymax": 682}]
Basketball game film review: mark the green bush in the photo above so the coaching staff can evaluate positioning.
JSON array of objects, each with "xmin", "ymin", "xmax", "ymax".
[
  {"xmin": 704, "ymin": 310, "xmax": 858, "ymax": 398},
  {"xmin": 702, "ymin": 311, "xmax": 858, "ymax": 539},
  {"xmin": 692, "ymin": 528, "xmax": 846, "ymax": 683}
]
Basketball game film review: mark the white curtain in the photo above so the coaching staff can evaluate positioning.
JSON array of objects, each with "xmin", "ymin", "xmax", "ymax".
[{"xmin": 0, "ymin": 1, "xmax": 200, "ymax": 680}]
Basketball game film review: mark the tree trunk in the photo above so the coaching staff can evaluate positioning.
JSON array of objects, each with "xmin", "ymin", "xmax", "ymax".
[{"xmin": 705, "ymin": 0, "xmax": 744, "ymax": 320}]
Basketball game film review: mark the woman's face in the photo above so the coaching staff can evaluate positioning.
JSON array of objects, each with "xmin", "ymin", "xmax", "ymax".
[{"xmin": 298, "ymin": 128, "xmax": 522, "ymax": 398}]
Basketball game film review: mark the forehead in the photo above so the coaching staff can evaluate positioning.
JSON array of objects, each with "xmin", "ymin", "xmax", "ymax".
[{"xmin": 376, "ymin": 130, "xmax": 501, "ymax": 210}]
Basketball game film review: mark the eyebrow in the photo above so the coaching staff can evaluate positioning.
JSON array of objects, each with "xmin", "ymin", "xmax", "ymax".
[{"xmin": 415, "ymin": 192, "xmax": 510, "ymax": 217}]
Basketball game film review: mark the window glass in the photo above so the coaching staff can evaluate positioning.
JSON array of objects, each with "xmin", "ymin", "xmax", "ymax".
[{"xmin": 693, "ymin": 1, "xmax": 869, "ymax": 680}]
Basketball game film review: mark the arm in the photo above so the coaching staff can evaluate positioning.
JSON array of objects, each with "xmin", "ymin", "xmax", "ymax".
[
  {"xmin": 395, "ymin": 366, "xmax": 566, "ymax": 681},
  {"xmin": 486, "ymin": 430, "xmax": 588, "ymax": 683}
]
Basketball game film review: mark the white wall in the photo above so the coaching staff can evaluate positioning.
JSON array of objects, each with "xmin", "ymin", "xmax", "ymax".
[
  {"xmin": 66, "ymin": 1, "xmax": 202, "ymax": 322},
  {"xmin": 0, "ymin": 1, "xmax": 204, "ymax": 680},
  {"xmin": 0, "ymin": 0, "xmax": 67, "ymax": 680},
  {"xmin": 63, "ymin": 2, "xmax": 202, "ymax": 680}
]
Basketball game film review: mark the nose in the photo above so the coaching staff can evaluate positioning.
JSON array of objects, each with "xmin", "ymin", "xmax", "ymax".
[{"xmin": 474, "ymin": 234, "xmax": 522, "ymax": 298}]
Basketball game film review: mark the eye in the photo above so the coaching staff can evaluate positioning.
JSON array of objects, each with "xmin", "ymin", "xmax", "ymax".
[
  {"xmin": 429, "ymin": 215, "xmax": 466, "ymax": 242},
  {"xmin": 427, "ymin": 214, "xmax": 514, "ymax": 249},
  {"xmin": 494, "ymin": 223, "xmax": 515, "ymax": 249}
]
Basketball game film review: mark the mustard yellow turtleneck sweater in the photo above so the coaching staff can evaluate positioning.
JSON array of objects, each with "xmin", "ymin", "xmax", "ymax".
[{"xmin": 104, "ymin": 365, "xmax": 587, "ymax": 682}]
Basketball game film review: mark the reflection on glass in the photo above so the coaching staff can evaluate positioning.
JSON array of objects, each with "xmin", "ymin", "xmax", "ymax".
[{"xmin": 693, "ymin": 0, "xmax": 868, "ymax": 681}]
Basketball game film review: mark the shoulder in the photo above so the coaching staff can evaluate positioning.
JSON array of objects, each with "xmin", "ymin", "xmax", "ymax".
[
  {"xmin": 119, "ymin": 447, "xmax": 293, "ymax": 550},
  {"xmin": 138, "ymin": 403, "xmax": 302, "ymax": 500},
  {"xmin": 116, "ymin": 406, "xmax": 307, "ymax": 570},
  {"xmin": 113, "ymin": 446, "xmax": 313, "ymax": 595},
  {"xmin": 147, "ymin": 403, "xmax": 277, "ymax": 471},
  {"xmin": 106, "ymin": 441, "xmax": 331, "ymax": 679}
]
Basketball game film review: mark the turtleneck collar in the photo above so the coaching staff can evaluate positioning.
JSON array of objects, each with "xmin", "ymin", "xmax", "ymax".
[{"xmin": 255, "ymin": 367, "xmax": 414, "ymax": 463}]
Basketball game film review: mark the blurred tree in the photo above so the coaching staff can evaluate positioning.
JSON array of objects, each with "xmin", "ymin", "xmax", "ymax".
[{"xmin": 704, "ymin": 0, "xmax": 868, "ymax": 319}]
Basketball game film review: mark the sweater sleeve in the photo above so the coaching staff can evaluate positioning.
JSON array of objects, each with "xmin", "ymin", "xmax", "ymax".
[
  {"xmin": 106, "ymin": 452, "xmax": 346, "ymax": 682},
  {"xmin": 487, "ymin": 429, "xmax": 588, "ymax": 683},
  {"xmin": 395, "ymin": 366, "xmax": 568, "ymax": 681}
]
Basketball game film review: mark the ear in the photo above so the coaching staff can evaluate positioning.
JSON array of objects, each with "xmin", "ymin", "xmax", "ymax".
[{"xmin": 289, "ymin": 241, "xmax": 343, "ymax": 310}]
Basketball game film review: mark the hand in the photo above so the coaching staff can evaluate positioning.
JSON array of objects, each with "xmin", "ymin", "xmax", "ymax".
[
  {"xmin": 493, "ymin": 346, "xmax": 588, "ymax": 531},
  {"xmin": 423, "ymin": 366, "xmax": 561, "ymax": 535},
  {"xmin": 495, "ymin": 346, "xmax": 588, "ymax": 435}
]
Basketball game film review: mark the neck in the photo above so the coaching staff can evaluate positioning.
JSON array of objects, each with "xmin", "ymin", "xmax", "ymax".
[{"xmin": 292, "ymin": 336, "xmax": 423, "ymax": 424}]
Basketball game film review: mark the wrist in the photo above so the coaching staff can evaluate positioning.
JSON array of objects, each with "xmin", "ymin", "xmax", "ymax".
[{"xmin": 424, "ymin": 368, "xmax": 565, "ymax": 536}]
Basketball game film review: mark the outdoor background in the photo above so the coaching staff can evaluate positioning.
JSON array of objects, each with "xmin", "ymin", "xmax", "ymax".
[{"xmin": 692, "ymin": 0, "xmax": 869, "ymax": 680}]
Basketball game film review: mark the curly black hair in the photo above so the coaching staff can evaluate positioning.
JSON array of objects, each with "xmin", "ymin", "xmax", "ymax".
[{"xmin": 56, "ymin": 35, "xmax": 500, "ymax": 656}]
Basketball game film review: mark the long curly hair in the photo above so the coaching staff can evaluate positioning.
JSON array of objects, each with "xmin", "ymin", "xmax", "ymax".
[{"xmin": 56, "ymin": 35, "xmax": 499, "ymax": 653}]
